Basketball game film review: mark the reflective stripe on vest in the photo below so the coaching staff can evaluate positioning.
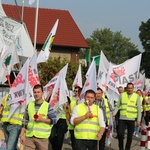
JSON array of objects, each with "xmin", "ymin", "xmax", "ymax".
[
  {"xmin": 120, "ymin": 92, "xmax": 138, "ymax": 119},
  {"xmin": 26, "ymin": 101, "xmax": 51, "ymax": 138},
  {"xmin": 74, "ymin": 103, "xmax": 100, "ymax": 140},
  {"xmin": 1, "ymin": 94, "xmax": 23, "ymax": 125}
]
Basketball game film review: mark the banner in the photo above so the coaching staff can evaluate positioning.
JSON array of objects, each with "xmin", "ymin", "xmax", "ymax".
[
  {"xmin": 0, "ymin": 6, "xmax": 34, "ymax": 58},
  {"xmin": 113, "ymin": 53, "xmax": 142, "ymax": 88},
  {"xmin": 0, "ymin": 43, "xmax": 19, "ymax": 84}
]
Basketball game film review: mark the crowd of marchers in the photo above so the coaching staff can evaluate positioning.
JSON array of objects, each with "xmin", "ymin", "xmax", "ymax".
[{"xmin": 0, "ymin": 82, "xmax": 149, "ymax": 150}]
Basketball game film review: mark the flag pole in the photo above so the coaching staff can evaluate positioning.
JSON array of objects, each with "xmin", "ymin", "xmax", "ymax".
[
  {"xmin": 33, "ymin": 0, "xmax": 39, "ymax": 51},
  {"xmin": 21, "ymin": 0, "xmax": 25, "ymax": 23}
]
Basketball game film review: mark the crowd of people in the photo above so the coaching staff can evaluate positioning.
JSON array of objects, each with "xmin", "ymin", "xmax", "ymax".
[{"xmin": 0, "ymin": 82, "xmax": 150, "ymax": 150}]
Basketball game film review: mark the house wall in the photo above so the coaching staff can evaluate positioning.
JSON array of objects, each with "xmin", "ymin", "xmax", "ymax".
[{"xmin": 36, "ymin": 45, "xmax": 80, "ymax": 63}]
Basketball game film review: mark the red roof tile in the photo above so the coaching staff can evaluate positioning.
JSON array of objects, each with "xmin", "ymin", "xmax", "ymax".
[{"xmin": 2, "ymin": 4, "xmax": 89, "ymax": 48}]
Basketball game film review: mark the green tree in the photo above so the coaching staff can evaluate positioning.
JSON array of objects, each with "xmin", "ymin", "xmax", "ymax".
[
  {"xmin": 80, "ymin": 28, "xmax": 140, "ymax": 64},
  {"xmin": 38, "ymin": 57, "xmax": 87, "ymax": 89},
  {"xmin": 139, "ymin": 19, "xmax": 150, "ymax": 78}
]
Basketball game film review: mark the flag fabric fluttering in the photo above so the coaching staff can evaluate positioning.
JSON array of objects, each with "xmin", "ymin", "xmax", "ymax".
[
  {"xmin": 29, "ymin": 0, "xmax": 36, "ymax": 5},
  {"xmin": 8, "ymin": 51, "xmax": 41, "ymax": 118},
  {"xmin": 26, "ymin": 51, "xmax": 40, "ymax": 104},
  {"xmin": 97, "ymin": 51, "xmax": 109, "ymax": 93},
  {"xmin": 7, "ymin": 58, "xmax": 29, "ymax": 118},
  {"xmin": 109, "ymin": 53, "xmax": 142, "ymax": 88},
  {"xmin": 92, "ymin": 55, "xmax": 100, "ymax": 67},
  {"xmin": 80, "ymin": 60, "xmax": 97, "ymax": 100},
  {"xmin": 0, "ymin": 43, "xmax": 19, "ymax": 84},
  {"xmin": 72, "ymin": 64, "xmax": 82, "ymax": 90},
  {"xmin": 134, "ymin": 73, "xmax": 145, "ymax": 91},
  {"xmin": 43, "ymin": 63, "xmax": 68, "ymax": 99},
  {"xmin": 49, "ymin": 66, "xmax": 69, "ymax": 119},
  {"xmin": 7, "ymin": 59, "xmax": 29, "ymax": 105},
  {"xmin": 85, "ymin": 49, "xmax": 91, "ymax": 67},
  {"xmin": 37, "ymin": 19, "xmax": 59, "ymax": 63}
]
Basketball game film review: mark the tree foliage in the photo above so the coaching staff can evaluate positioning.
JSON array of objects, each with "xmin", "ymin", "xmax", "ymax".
[
  {"xmin": 80, "ymin": 28, "xmax": 140, "ymax": 64},
  {"xmin": 38, "ymin": 57, "xmax": 87, "ymax": 89},
  {"xmin": 139, "ymin": 19, "xmax": 150, "ymax": 78}
]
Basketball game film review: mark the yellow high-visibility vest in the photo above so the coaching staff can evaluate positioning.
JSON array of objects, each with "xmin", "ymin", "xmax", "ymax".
[
  {"xmin": 120, "ymin": 92, "xmax": 138, "ymax": 119},
  {"xmin": 74, "ymin": 103, "xmax": 100, "ymax": 140},
  {"xmin": 68, "ymin": 100, "xmax": 76, "ymax": 130},
  {"xmin": 1, "ymin": 94, "xmax": 23, "ymax": 125},
  {"xmin": 144, "ymin": 96, "xmax": 150, "ymax": 111},
  {"xmin": 26, "ymin": 101, "xmax": 51, "ymax": 138}
]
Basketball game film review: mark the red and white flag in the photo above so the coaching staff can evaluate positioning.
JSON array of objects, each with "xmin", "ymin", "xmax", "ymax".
[
  {"xmin": 97, "ymin": 51, "xmax": 109, "ymax": 93},
  {"xmin": 72, "ymin": 64, "xmax": 82, "ymax": 90},
  {"xmin": 26, "ymin": 51, "xmax": 40, "ymax": 104},
  {"xmin": 43, "ymin": 63, "xmax": 68, "ymax": 98},
  {"xmin": 109, "ymin": 53, "xmax": 142, "ymax": 88},
  {"xmin": 134, "ymin": 73, "xmax": 145, "ymax": 91},
  {"xmin": 7, "ymin": 59, "xmax": 29, "ymax": 105},
  {"xmin": 8, "ymin": 52, "xmax": 40, "ymax": 118},
  {"xmin": 49, "ymin": 67, "xmax": 68, "ymax": 119},
  {"xmin": 7, "ymin": 58, "xmax": 29, "ymax": 118}
]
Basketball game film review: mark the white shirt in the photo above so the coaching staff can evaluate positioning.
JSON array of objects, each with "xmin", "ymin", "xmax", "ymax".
[{"xmin": 70, "ymin": 104, "xmax": 106, "ymax": 128}]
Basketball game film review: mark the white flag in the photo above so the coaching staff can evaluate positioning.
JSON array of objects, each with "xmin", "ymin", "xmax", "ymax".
[
  {"xmin": 106, "ymin": 62, "xmax": 119, "ymax": 94},
  {"xmin": 7, "ymin": 59, "xmax": 29, "ymax": 118},
  {"xmin": 97, "ymin": 51, "xmax": 109, "ymax": 93},
  {"xmin": 37, "ymin": 19, "xmax": 59, "ymax": 63},
  {"xmin": 7, "ymin": 59, "xmax": 29, "ymax": 105},
  {"xmin": 49, "ymin": 69, "xmax": 68, "ymax": 119},
  {"xmin": 80, "ymin": 60, "xmax": 97, "ymax": 99},
  {"xmin": 43, "ymin": 63, "xmax": 68, "ymax": 98},
  {"xmin": 8, "ymin": 52, "xmax": 41, "ymax": 118},
  {"xmin": 27, "ymin": 51, "xmax": 40, "ymax": 104},
  {"xmin": 72, "ymin": 64, "xmax": 82, "ymax": 90},
  {"xmin": 0, "ymin": 43, "xmax": 19, "ymax": 84},
  {"xmin": 134, "ymin": 73, "xmax": 145, "ymax": 91},
  {"xmin": 112, "ymin": 53, "xmax": 142, "ymax": 88},
  {"xmin": 29, "ymin": 0, "xmax": 36, "ymax": 5}
]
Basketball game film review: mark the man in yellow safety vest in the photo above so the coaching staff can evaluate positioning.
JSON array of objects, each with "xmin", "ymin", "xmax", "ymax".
[
  {"xmin": 114, "ymin": 83, "xmax": 141, "ymax": 150},
  {"xmin": 70, "ymin": 89, "xmax": 105, "ymax": 150},
  {"xmin": 20, "ymin": 84, "xmax": 57, "ymax": 150}
]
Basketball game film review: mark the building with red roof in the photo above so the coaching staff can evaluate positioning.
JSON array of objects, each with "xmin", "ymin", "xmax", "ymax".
[{"xmin": 2, "ymin": 4, "xmax": 89, "ymax": 63}]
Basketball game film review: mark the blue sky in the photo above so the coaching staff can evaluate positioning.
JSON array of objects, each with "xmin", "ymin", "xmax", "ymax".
[{"xmin": 2, "ymin": 0, "xmax": 150, "ymax": 52}]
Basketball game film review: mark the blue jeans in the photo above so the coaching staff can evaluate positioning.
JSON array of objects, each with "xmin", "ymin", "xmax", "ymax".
[
  {"xmin": 75, "ymin": 139, "xmax": 97, "ymax": 150},
  {"xmin": 3, "ymin": 123, "xmax": 21, "ymax": 150}
]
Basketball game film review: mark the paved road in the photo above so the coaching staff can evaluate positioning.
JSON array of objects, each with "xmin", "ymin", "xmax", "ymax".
[
  {"xmin": 0, "ymin": 127, "xmax": 142, "ymax": 150},
  {"xmin": 62, "ymin": 131, "xmax": 141, "ymax": 150}
]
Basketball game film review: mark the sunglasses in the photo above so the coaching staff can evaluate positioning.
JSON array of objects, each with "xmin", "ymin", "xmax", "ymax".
[{"xmin": 74, "ymin": 90, "xmax": 78, "ymax": 93}]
